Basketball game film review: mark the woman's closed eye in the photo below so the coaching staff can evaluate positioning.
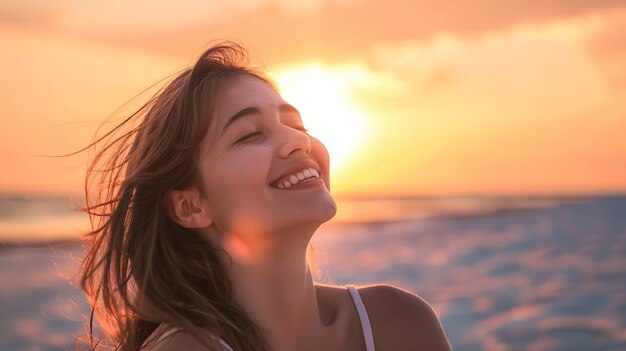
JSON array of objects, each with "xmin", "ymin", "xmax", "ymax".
[
  {"xmin": 236, "ymin": 131, "xmax": 262, "ymax": 143},
  {"xmin": 235, "ymin": 125, "xmax": 309, "ymax": 144}
]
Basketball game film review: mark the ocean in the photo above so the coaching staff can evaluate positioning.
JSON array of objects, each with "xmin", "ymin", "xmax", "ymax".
[{"xmin": 1, "ymin": 194, "xmax": 625, "ymax": 350}]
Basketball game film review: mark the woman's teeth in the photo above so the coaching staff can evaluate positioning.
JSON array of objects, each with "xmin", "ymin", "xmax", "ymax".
[{"xmin": 275, "ymin": 168, "xmax": 320, "ymax": 189}]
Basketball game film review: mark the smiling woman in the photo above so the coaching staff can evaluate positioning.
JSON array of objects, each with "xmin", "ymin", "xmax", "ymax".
[{"xmin": 72, "ymin": 41, "xmax": 451, "ymax": 351}]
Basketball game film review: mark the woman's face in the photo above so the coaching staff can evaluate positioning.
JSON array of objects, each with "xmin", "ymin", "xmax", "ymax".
[{"xmin": 198, "ymin": 74, "xmax": 337, "ymax": 239}]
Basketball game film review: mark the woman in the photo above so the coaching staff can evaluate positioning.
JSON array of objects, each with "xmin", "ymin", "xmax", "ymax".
[{"xmin": 78, "ymin": 41, "xmax": 451, "ymax": 351}]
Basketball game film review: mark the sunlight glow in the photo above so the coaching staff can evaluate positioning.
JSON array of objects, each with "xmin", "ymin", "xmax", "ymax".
[{"xmin": 271, "ymin": 62, "xmax": 371, "ymax": 173}]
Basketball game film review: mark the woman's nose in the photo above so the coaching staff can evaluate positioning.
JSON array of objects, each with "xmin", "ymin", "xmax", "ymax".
[{"xmin": 277, "ymin": 125, "xmax": 311, "ymax": 158}]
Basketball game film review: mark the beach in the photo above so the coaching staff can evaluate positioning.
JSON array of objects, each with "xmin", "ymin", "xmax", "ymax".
[{"xmin": 1, "ymin": 195, "xmax": 625, "ymax": 350}]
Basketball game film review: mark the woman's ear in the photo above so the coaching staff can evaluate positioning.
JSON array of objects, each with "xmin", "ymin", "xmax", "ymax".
[{"xmin": 166, "ymin": 187, "xmax": 213, "ymax": 229}]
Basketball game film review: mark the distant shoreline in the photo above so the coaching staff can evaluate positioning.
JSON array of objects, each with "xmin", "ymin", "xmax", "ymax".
[
  {"xmin": 2, "ymin": 194, "xmax": 624, "ymax": 246},
  {"xmin": 0, "ymin": 238, "xmax": 82, "ymax": 250},
  {"xmin": 1, "ymin": 191, "xmax": 625, "ymax": 201}
]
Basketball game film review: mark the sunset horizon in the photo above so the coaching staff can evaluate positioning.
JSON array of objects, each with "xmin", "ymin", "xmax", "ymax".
[{"xmin": 1, "ymin": 1, "xmax": 625, "ymax": 199}]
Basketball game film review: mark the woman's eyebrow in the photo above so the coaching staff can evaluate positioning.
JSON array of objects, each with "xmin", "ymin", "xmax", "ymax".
[
  {"xmin": 221, "ymin": 103, "xmax": 302, "ymax": 136},
  {"xmin": 221, "ymin": 106, "xmax": 261, "ymax": 136}
]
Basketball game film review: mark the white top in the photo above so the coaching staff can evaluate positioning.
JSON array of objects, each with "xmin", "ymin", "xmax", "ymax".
[
  {"xmin": 346, "ymin": 284, "xmax": 376, "ymax": 351},
  {"xmin": 143, "ymin": 325, "xmax": 234, "ymax": 351},
  {"xmin": 144, "ymin": 284, "xmax": 375, "ymax": 351}
]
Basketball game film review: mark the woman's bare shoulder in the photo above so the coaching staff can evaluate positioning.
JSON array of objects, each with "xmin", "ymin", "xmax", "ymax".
[
  {"xmin": 143, "ymin": 327, "xmax": 228, "ymax": 351},
  {"xmin": 356, "ymin": 284, "xmax": 452, "ymax": 351}
]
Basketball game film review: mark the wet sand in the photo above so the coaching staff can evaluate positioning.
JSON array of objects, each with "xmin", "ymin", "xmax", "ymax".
[{"xmin": 1, "ymin": 196, "xmax": 625, "ymax": 350}]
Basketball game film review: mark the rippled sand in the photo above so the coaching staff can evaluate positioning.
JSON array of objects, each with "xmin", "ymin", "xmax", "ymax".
[
  {"xmin": 313, "ymin": 196, "xmax": 626, "ymax": 350},
  {"xmin": 1, "ymin": 196, "xmax": 625, "ymax": 350}
]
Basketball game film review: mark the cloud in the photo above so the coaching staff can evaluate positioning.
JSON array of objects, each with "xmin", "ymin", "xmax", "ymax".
[
  {"xmin": 2, "ymin": 0, "xmax": 625, "ymax": 64},
  {"xmin": 0, "ymin": 1, "xmax": 55, "ymax": 25},
  {"xmin": 586, "ymin": 8, "xmax": 626, "ymax": 88}
]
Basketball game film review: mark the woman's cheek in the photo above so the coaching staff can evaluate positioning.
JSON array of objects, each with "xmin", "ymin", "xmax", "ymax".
[{"xmin": 231, "ymin": 147, "xmax": 272, "ymax": 180}]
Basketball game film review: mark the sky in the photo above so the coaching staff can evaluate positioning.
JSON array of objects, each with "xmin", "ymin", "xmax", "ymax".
[{"xmin": 1, "ymin": 0, "xmax": 625, "ymax": 198}]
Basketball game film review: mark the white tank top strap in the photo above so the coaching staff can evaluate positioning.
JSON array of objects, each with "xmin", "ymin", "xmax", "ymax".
[
  {"xmin": 154, "ymin": 326, "xmax": 180, "ymax": 342},
  {"xmin": 346, "ymin": 284, "xmax": 376, "ymax": 351},
  {"xmin": 145, "ymin": 324, "xmax": 234, "ymax": 351}
]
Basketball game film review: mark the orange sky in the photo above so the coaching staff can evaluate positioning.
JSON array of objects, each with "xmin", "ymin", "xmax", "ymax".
[{"xmin": 1, "ymin": 1, "xmax": 625, "ymax": 198}]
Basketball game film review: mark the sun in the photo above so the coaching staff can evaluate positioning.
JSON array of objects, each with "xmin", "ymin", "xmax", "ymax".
[{"xmin": 270, "ymin": 62, "xmax": 370, "ymax": 174}]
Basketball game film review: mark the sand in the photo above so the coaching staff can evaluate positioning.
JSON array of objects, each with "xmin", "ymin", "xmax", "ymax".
[{"xmin": 1, "ymin": 196, "xmax": 625, "ymax": 350}]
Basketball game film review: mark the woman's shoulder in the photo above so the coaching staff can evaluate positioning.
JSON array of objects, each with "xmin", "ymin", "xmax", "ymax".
[
  {"xmin": 142, "ymin": 323, "xmax": 232, "ymax": 351},
  {"xmin": 315, "ymin": 282, "xmax": 443, "ymax": 320},
  {"xmin": 332, "ymin": 283, "xmax": 452, "ymax": 351},
  {"xmin": 143, "ymin": 329, "xmax": 202, "ymax": 351}
]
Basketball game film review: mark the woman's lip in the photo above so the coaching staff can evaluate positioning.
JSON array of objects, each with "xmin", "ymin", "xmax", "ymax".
[
  {"xmin": 269, "ymin": 164, "xmax": 321, "ymax": 187},
  {"xmin": 269, "ymin": 169, "xmax": 324, "ymax": 190},
  {"xmin": 271, "ymin": 178, "xmax": 324, "ymax": 190}
]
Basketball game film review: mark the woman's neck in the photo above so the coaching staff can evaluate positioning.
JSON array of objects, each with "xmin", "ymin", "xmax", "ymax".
[{"xmin": 217, "ymin": 226, "xmax": 333, "ymax": 350}]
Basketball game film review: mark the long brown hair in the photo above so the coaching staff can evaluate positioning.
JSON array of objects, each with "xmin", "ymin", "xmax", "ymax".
[{"xmin": 74, "ymin": 41, "xmax": 277, "ymax": 350}]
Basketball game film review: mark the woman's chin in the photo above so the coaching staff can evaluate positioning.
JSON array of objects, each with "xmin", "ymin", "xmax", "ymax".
[
  {"xmin": 277, "ymin": 197, "xmax": 338, "ymax": 229},
  {"xmin": 307, "ymin": 193, "xmax": 338, "ymax": 223},
  {"xmin": 320, "ymin": 197, "xmax": 338, "ymax": 223}
]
